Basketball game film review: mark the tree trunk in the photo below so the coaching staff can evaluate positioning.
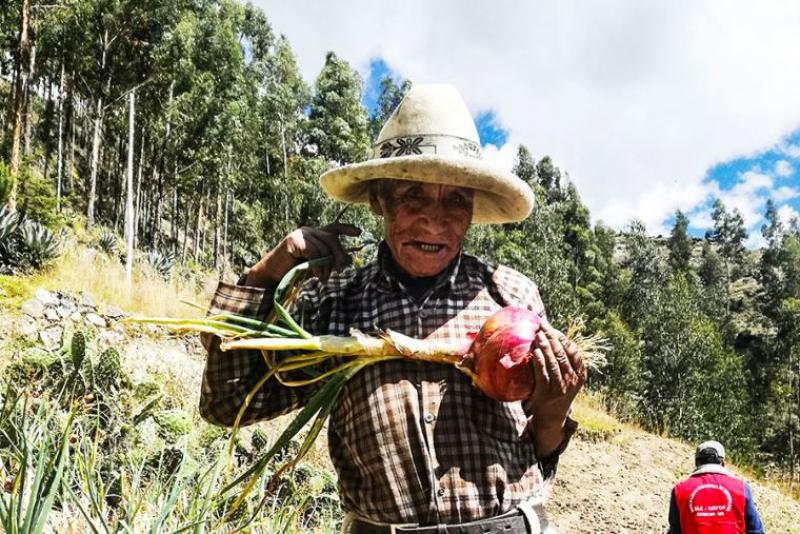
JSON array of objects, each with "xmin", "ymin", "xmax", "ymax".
[
  {"xmin": 193, "ymin": 185, "xmax": 205, "ymax": 263},
  {"xmin": 181, "ymin": 200, "xmax": 190, "ymax": 265},
  {"xmin": 65, "ymin": 88, "xmax": 75, "ymax": 193},
  {"xmin": 223, "ymin": 188, "xmax": 230, "ymax": 274},
  {"xmin": 56, "ymin": 57, "xmax": 66, "ymax": 212},
  {"xmin": 113, "ymin": 133, "xmax": 125, "ymax": 229},
  {"xmin": 214, "ymin": 184, "xmax": 222, "ymax": 269},
  {"xmin": 125, "ymin": 90, "xmax": 136, "ymax": 286},
  {"xmin": 280, "ymin": 116, "xmax": 288, "ymax": 179},
  {"xmin": 22, "ymin": 40, "xmax": 37, "ymax": 157},
  {"xmin": 42, "ymin": 67, "xmax": 55, "ymax": 180},
  {"xmin": 7, "ymin": 0, "xmax": 31, "ymax": 210},
  {"xmin": 87, "ymin": 29, "xmax": 111, "ymax": 229},
  {"xmin": 172, "ymin": 187, "xmax": 178, "ymax": 254}
]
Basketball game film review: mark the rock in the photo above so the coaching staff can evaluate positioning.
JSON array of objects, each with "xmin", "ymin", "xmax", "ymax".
[
  {"xmin": 56, "ymin": 305, "xmax": 72, "ymax": 319},
  {"xmin": 85, "ymin": 313, "xmax": 106, "ymax": 327},
  {"xmin": 99, "ymin": 329, "xmax": 124, "ymax": 345},
  {"xmin": 79, "ymin": 292, "xmax": 96, "ymax": 309},
  {"xmin": 39, "ymin": 326, "xmax": 64, "ymax": 350},
  {"xmin": 21, "ymin": 298, "xmax": 44, "ymax": 318},
  {"xmin": 18, "ymin": 316, "xmax": 39, "ymax": 341},
  {"xmin": 34, "ymin": 288, "xmax": 59, "ymax": 306},
  {"xmin": 44, "ymin": 308, "xmax": 59, "ymax": 322},
  {"xmin": 104, "ymin": 306, "xmax": 125, "ymax": 319},
  {"xmin": 70, "ymin": 311, "xmax": 82, "ymax": 322}
]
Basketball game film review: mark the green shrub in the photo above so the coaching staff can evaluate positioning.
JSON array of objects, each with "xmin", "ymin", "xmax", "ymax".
[{"xmin": 0, "ymin": 161, "xmax": 14, "ymax": 206}]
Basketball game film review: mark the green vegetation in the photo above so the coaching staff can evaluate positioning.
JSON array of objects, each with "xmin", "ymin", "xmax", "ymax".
[
  {"xmin": 1, "ymin": 0, "xmax": 799, "ymax": 527},
  {"xmin": 0, "ymin": 329, "xmax": 340, "ymax": 532}
]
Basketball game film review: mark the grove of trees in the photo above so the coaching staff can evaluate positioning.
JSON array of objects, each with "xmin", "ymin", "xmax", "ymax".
[{"xmin": 2, "ymin": 0, "xmax": 798, "ymax": 488}]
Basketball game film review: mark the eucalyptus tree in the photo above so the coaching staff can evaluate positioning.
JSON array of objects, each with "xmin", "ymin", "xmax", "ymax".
[{"xmin": 307, "ymin": 51, "xmax": 370, "ymax": 165}]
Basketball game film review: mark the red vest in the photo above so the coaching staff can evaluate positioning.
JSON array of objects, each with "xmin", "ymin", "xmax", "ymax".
[{"xmin": 673, "ymin": 469, "xmax": 746, "ymax": 534}]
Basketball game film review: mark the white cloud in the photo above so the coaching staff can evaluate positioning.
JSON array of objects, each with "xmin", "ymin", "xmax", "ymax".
[
  {"xmin": 481, "ymin": 138, "xmax": 519, "ymax": 177},
  {"xmin": 256, "ymin": 0, "xmax": 800, "ymax": 231},
  {"xmin": 780, "ymin": 143, "xmax": 800, "ymax": 159},
  {"xmin": 773, "ymin": 186, "xmax": 800, "ymax": 202},
  {"xmin": 775, "ymin": 159, "xmax": 794, "ymax": 177},
  {"xmin": 778, "ymin": 204, "xmax": 799, "ymax": 226}
]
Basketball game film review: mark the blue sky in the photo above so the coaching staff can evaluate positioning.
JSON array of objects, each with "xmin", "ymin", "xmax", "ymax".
[{"xmin": 361, "ymin": 58, "xmax": 800, "ymax": 246}]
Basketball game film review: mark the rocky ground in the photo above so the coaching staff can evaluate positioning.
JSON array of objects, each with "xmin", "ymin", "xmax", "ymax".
[{"xmin": 2, "ymin": 288, "xmax": 799, "ymax": 533}]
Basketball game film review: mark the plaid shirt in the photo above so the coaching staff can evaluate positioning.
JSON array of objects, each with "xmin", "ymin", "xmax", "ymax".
[{"xmin": 200, "ymin": 244, "xmax": 577, "ymax": 525}]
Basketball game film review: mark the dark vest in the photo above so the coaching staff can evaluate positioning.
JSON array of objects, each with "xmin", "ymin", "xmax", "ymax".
[{"xmin": 674, "ymin": 468, "xmax": 746, "ymax": 534}]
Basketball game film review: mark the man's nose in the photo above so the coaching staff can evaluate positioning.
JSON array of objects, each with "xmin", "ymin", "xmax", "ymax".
[{"xmin": 419, "ymin": 201, "xmax": 449, "ymax": 231}]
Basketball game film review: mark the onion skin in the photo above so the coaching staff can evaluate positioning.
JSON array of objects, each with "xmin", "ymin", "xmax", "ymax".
[{"xmin": 470, "ymin": 307, "xmax": 542, "ymax": 402}]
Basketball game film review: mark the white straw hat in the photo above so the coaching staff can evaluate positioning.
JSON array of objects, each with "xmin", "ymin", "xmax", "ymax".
[{"xmin": 319, "ymin": 84, "xmax": 535, "ymax": 224}]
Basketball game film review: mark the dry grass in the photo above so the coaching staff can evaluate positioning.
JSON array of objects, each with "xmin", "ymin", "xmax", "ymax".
[{"xmin": 25, "ymin": 245, "xmax": 217, "ymax": 318}]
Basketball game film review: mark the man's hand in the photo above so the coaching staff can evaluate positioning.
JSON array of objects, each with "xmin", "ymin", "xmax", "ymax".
[
  {"xmin": 245, "ymin": 223, "xmax": 362, "ymax": 288},
  {"xmin": 526, "ymin": 318, "xmax": 586, "ymax": 458}
]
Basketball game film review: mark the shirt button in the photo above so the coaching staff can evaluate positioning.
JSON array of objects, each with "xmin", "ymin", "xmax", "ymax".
[
  {"xmin": 419, "ymin": 310, "xmax": 428, "ymax": 319},
  {"xmin": 436, "ymin": 488, "xmax": 445, "ymax": 497},
  {"xmin": 424, "ymin": 413, "xmax": 435, "ymax": 424}
]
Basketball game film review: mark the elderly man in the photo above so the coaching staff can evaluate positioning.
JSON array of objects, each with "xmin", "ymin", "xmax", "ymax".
[
  {"xmin": 668, "ymin": 441, "xmax": 764, "ymax": 534},
  {"xmin": 200, "ymin": 84, "xmax": 584, "ymax": 534}
]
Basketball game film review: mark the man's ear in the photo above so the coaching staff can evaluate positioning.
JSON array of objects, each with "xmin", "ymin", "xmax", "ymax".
[{"xmin": 368, "ymin": 192, "xmax": 383, "ymax": 216}]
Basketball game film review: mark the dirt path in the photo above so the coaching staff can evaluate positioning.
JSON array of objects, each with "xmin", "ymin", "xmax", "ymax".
[{"xmin": 550, "ymin": 428, "xmax": 800, "ymax": 533}]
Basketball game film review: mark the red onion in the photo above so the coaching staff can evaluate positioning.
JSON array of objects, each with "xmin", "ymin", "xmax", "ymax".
[{"xmin": 469, "ymin": 307, "xmax": 542, "ymax": 402}]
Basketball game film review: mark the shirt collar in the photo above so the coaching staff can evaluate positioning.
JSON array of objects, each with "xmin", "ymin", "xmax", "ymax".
[
  {"xmin": 375, "ymin": 241, "xmax": 464, "ymax": 295},
  {"xmin": 691, "ymin": 464, "xmax": 734, "ymax": 477}
]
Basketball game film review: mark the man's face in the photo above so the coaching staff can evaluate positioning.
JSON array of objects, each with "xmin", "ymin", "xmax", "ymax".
[{"xmin": 372, "ymin": 180, "xmax": 474, "ymax": 277}]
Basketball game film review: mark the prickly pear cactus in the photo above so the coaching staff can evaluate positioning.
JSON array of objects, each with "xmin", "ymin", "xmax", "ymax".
[
  {"xmin": 95, "ymin": 347, "xmax": 122, "ymax": 390},
  {"xmin": 70, "ymin": 331, "xmax": 87, "ymax": 370},
  {"xmin": 151, "ymin": 447, "xmax": 184, "ymax": 477},
  {"xmin": 251, "ymin": 427, "xmax": 269, "ymax": 451},
  {"xmin": 153, "ymin": 409, "xmax": 192, "ymax": 441},
  {"xmin": 215, "ymin": 496, "xmax": 249, "ymax": 523}
]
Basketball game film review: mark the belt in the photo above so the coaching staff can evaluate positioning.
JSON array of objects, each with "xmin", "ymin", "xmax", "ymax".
[{"xmin": 349, "ymin": 510, "xmax": 530, "ymax": 534}]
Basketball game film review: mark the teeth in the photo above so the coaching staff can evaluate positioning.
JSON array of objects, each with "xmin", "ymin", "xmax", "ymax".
[{"xmin": 419, "ymin": 243, "xmax": 442, "ymax": 252}]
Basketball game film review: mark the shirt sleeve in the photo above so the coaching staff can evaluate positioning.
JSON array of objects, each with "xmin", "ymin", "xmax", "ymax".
[
  {"xmin": 744, "ymin": 483, "xmax": 765, "ymax": 534},
  {"xmin": 668, "ymin": 488, "xmax": 681, "ymax": 534},
  {"xmin": 198, "ymin": 280, "xmax": 320, "ymax": 427}
]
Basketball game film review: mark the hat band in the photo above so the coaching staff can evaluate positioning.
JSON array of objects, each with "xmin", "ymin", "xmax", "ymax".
[{"xmin": 373, "ymin": 134, "xmax": 482, "ymax": 160}]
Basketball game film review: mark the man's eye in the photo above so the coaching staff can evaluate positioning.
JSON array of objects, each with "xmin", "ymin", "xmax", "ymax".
[
  {"xmin": 403, "ymin": 188, "xmax": 426, "ymax": 200},
  {"xmin": 446, "ymin": 195, "xmax": 469, "ymax": 208}
]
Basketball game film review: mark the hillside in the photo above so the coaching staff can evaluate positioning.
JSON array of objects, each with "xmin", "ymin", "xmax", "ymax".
[
  {"xmin": 551, "ymin": 403, "xmax": 800, "ymax": 532},
  {"xmin": 1, "ymin": 257, "xmax": 798, "ymax": 532}
]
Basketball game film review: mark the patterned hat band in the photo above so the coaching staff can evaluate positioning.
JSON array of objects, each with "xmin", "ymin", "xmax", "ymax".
[{"xmin": 374, "ymin": 134, "xmax": 483, "ymax": 160}]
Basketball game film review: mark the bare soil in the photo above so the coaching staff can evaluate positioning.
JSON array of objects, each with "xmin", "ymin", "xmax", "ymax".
[{"xmin": 550, "ymin": 427, "xmax": 800, "ymax": 533}]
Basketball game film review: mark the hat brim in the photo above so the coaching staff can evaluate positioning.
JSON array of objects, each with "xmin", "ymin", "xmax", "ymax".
[{"xmin": 319, "ymin": 155, "xmax": 534, "ymax": 224}]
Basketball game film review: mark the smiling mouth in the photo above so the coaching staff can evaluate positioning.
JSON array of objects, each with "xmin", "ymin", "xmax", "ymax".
[{"xmin": 410, "ymin": 241, "xmax": 446, "ymax": 253}]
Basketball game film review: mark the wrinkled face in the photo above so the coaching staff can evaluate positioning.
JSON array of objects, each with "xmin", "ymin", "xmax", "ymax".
[{"xmin": 371, "ymin": 179, "xmax": 474, "ymax": 277}]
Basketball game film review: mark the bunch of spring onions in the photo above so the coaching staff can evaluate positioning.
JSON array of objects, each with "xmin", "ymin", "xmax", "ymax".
[{"xmin": 131, "ymin": 256, "xmax": 605, "ymax": 528}]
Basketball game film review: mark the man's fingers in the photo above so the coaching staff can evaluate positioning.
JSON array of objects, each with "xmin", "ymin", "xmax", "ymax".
[
  {"xmin": 321, "ymin": 222, "xmax": 362, "ymax": 237},
  {"xmin": 531, "ymin": 347, "xmax": 549, "ymax": 388},
  {"xmin": 537, "ymin": 332, "xmax": 566, "ymax": 393},
  {"xmin": 311, "ymin": 229, "xmax": 349, "ymax": 271},
  {"xmin": 301, "ymin": 232, "xmax": 329, "ymax": 261}
]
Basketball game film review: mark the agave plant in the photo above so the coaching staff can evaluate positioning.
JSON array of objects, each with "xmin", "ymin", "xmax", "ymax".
[
  {"xmin": 97, "ymin": 230, "xmax": 120, "ymax": 255},
  {"xmin": 0, "ymin": 206, "xmax": 17, "ymax": 243},
  {"xmin": 0, "ymin": 207, "xmax": 18, "ymax": 266},
  {"xmin": 144, "ymin": 250, "xmax": 176, "ymax": 278},
  {"xmin": 19, "ymin": 220, "xmax": 60, "ymax": 268}
]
